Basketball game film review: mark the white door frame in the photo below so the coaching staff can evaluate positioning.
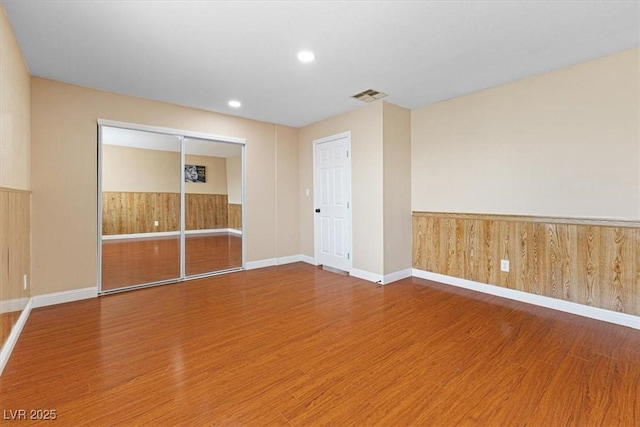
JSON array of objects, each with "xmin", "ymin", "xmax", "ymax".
[{"xmin": 313, "ymin": 131, "xmax": 352, "ymax": 271}]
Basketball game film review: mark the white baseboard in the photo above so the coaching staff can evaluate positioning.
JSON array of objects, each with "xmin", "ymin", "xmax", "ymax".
[
  {"xmin": 412, "ymin": 269, "xmax": 640, "ymax": 330},
  {"xmin": 383, "ymin": 268, "xmax": 412, "ymax": 285},
  {"xmin": 102, "ymin": 231, "xmax": 179, "ymax": 240},
  {"xmin": 247, "ymin": 254, "xmax": 314, "ymax": 269},
  {"xmin": 0, "ymin": 299, "xmax": 32, "ymax": 376},
  {"xmin": 187, "ymin": 228, "xmax": 242, "ymax": 236},
  {"xmin": 0, "ymin": 297, "xmax": 29, "ymax": 314},
  {"xmin": 277, "ymin": 255, "xmax": 303, "ymax": 265},
  {"xmin": 299, "ymin": 255, "xmax": 317, "ymax": 266},
  {"xmin": 350, "ymin": 268, "xmax": 384, "ymax": 284},
  {"xmin": 31, "ymin": 287, "xmax": 98, "ymax": 308},
  {"xmin": 349, "ymin": 268, "xmax": 412, "ymax": 285},
  {"xmin": 246, "ymin": 258, "xmax": 277, "ymax": 270},
  {"xmin": 102, "ymin": 229, "xmax": 242, "ymax": 241}
]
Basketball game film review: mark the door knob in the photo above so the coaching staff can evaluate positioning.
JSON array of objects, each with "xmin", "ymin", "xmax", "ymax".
[{"xmin": 315, "ymin": 209, "xmax": 321, "ymax": 213}]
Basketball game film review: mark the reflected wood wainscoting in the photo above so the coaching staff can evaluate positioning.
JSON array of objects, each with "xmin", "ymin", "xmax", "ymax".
[
  {"xmin": 2, "ymin": 263, "xmax": 639, "ymax": 425},
  {"xmin": 412, "ymin": 212, "xmax": 640, "ymax": 316},
  {"xmin": 101, "ymin": 233, "xmax": 242, "ymax": 291},
  {"xmin": 185, "ymin": 194, "xmax": 228, "ymax": 230},
  {"xmin": 227, "ymin": 203, "xmax": 242, "ymax": 230},
  {"xmin": 102, "ymin": 192, "xmax": 180, "ymax": 234},
  {"xmin": 102, "ymin": 192, "xmax": 231, "ymax": 235}
]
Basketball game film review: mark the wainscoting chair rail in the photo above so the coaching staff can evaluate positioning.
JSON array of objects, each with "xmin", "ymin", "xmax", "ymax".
[{"xmin": 413, "ymin": 211, "xmax": 640, "ymax": 228}]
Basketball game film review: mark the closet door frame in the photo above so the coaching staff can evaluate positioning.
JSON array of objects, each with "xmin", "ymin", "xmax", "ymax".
[{"xmin": 97, "ymin": 119, "xmax": 246, "ymax": 294}]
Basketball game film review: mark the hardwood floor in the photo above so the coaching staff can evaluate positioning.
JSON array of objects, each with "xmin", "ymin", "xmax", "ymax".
[
  {"xmin": 2, "ymin": 263, "xmax": 639, "ymax": 425},
  {"xmin": 0, "ymin": 311, "xmax": 22, "ymax": 347},
  {"xmin": 101, "ymin": 233, "xmax": 242, "ymax": 291}
]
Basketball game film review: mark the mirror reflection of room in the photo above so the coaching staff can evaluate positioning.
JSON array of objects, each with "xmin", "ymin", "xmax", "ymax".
[
  {"xmin": 184, "ymin": 137, "xmax": 242, "ymax": 277},
  {"xmin": 100, "ymin": 127, "xmax": 243, "ymax": 293},
  {"xmin": 101, "ymin": 129, "xmax": 182, "ymax": 291}
]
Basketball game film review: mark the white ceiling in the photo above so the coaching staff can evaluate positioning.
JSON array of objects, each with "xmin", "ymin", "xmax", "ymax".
[{"xmin": 4, "ymin": 1, "xmax": 639, "ymax": 128}]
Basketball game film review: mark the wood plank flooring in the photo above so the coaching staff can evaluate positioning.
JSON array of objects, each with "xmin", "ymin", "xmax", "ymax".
[
  {"xmin": 101, "ymin": 233, "xmax": 242, "ymax": 291},
  {"xmin": 1, "ymin": 263, "xmax": 639, "ymax": 426},
  {"xmin": 0, "ymin": 311, "xmax": 22, "ymax": 347}
]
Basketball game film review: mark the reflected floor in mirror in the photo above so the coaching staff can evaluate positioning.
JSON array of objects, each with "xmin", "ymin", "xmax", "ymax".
[{"xmin": 101, "ymin": 233, "xmax": 242, "ymax": 291}]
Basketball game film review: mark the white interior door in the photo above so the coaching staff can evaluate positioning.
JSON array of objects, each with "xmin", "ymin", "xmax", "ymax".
[{"xmin": 314, "ymin": 133, "xmax": 352, "ymax": 271}]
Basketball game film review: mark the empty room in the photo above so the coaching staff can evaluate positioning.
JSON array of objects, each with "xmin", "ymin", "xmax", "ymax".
[{"xmin": 1, "ymin": 1, "xmax": 639, "ymax": 425}]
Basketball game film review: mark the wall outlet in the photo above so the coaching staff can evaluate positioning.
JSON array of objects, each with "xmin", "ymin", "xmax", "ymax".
[
  {"xmin": 154, "ymin": 220, "xmax": 159, "ymax": 227},
  {"xmin": 23, "ymin": 274, "xmax": 28, "ymax": 290},
  {"xmin": 500, "ymin": 259, "xmax": 510, "ymax": 272}
]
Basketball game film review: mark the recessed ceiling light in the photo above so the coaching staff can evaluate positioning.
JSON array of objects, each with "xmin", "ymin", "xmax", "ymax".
[
  {"xmin": 228, "ymin": 100, "xmax": 241, "ymax": 108},
  {"xmin": 297, "ymin": 50, "xmax": 315, "ymax": 63}
]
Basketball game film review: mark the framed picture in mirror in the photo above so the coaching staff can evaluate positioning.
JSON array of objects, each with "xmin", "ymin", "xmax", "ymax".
[{"xmin": 185, "ymin": 165, "xmax": 206, "ymax": 183}]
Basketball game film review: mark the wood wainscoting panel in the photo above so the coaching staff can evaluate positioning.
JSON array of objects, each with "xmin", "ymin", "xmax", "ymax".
[
  {"xmin": 102, "ymin": 192, "xmax": 231, "ymax": 234},
  {"xmin": 185, "ymin": 194, "xmax": 228, "ymax": 230},
  {"xmin": 228, "ymin": 203, "xmax": 242, "ymax": 230},
  {"xmin": 0, "ymin": 189, "xmax": 30, "ymax": 301},
  {"xmin": 0, "ymin": 188, "xmax": 31, "ymax": 345},
  {"xmin": 412, "ymin": 212, "xmax": 640, "ymax": 316}
]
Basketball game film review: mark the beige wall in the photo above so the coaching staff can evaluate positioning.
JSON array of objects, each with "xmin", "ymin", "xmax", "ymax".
[
  {"xmin": 299, "ymin": 101, "xmax": 384, "ymax": 275},
  {"xmin": 103, "ymin": 146, "xmax": 229, "ymax": 194},
  {"xmin": 0, "ymin": 6, "xmax": 30, "ymax": 190},
  {"xmin": 31, "ymin": 77, "xmax": 297, "ymax": 295},
  {"xmin": 226, "ymin": 155, "xmax": 242, "ymax": 204},
  {"xmin": 276, "ymin": 125, "xmax": 300, "ymax": 258},
  {"xmin": 102, "ymin": 145, "xmax": 181, "ymax": 193},
  {"xmin": 412, "ymin": 48, "xmax": 640, "ymax": 220},
  {"xmin": 185, "ymin": 154, "xmax": 227, "ymax": 195},
  {"xmin": 382, "ymin": 102, "xmax": 412, "ymax": 274}
]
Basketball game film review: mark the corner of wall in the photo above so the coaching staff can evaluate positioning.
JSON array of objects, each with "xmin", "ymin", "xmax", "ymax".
[
  {"xmin": 275, "ymin": 124, "xmax": 301, "ymax": 258},
  {"xmin": 382, "ymin": 101, "xmax": 412, "ymax": 275}
]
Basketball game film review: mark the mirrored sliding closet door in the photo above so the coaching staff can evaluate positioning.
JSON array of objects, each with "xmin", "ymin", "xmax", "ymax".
[
  {"xmin": 98, "ymin": 123, "xmax": 245, "ymax": 293},
  {"xmin": 184, "ymin": 137, "xmax": 243, "ymax": 277}
]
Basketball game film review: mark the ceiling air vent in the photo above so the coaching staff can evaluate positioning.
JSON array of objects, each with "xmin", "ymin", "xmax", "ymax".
[{"xmin": 351, "ymin": 89, "xmax": 388, "ymax": 103}]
